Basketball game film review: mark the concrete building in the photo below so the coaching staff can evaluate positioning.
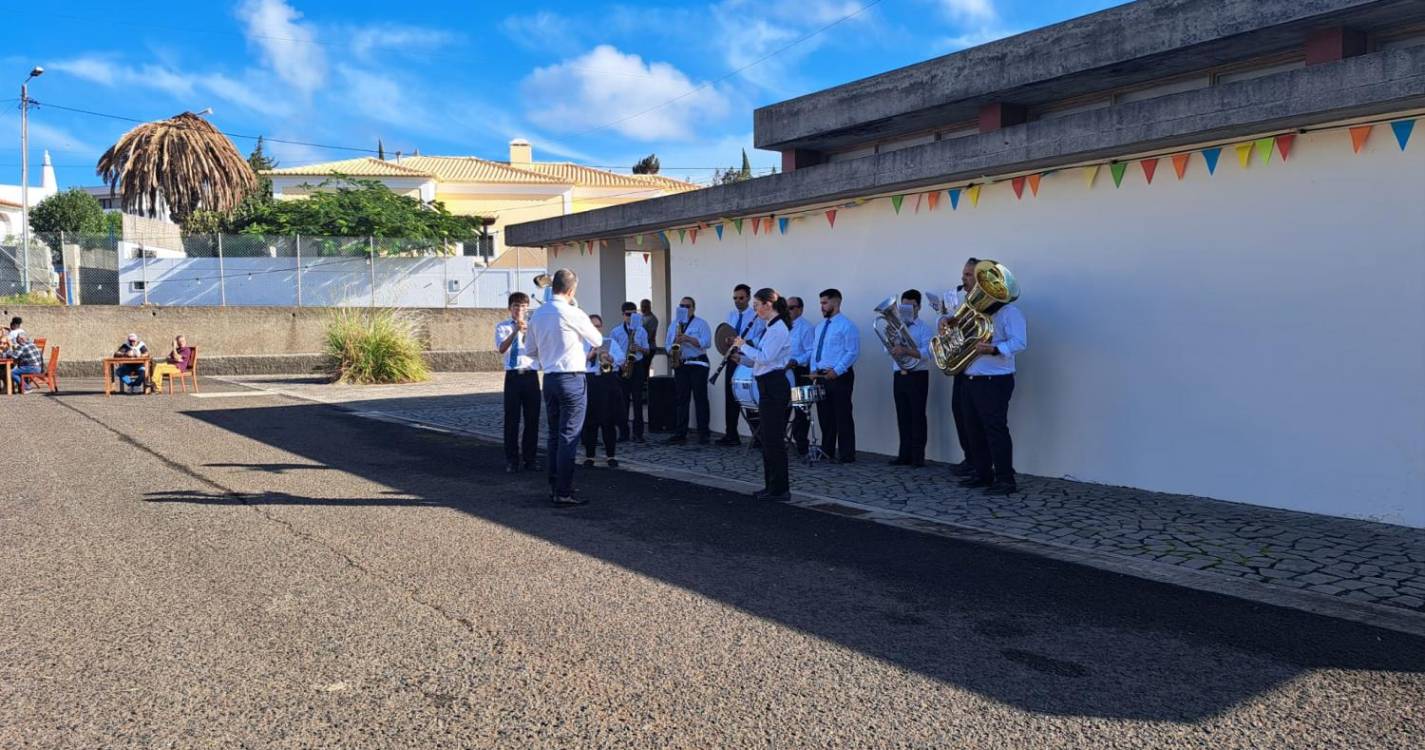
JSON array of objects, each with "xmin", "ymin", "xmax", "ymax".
[
  {"xmin": 507, "ymin": 0, "xmax": 1425, "ymax": 526},
  {"xmin": 0, "ymin": 150, "xmax": 57, "ymax": 240}
]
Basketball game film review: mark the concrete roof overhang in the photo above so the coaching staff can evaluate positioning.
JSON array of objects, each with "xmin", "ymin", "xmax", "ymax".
[{"xmin": 506, "ymin": 45, "xmax": 1425, "ymax": 248}]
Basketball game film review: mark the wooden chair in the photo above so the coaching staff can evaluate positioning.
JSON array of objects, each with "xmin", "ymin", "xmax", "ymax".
[
  {"xmin": 163, "ymin": 346, "xmax": 200, "ymax": 395},
  {"xmin": 20, "ymin": 345, "xmax": 59, "ymax": 394},
  {"xmin": 34, "ymin": 337, "xmax": 46, "ymax": 358}
]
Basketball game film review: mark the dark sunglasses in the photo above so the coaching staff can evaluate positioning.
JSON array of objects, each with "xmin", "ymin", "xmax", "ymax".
[{"xmin": 679, "ymin": 304, "xmax": 692, "ymax": 309}]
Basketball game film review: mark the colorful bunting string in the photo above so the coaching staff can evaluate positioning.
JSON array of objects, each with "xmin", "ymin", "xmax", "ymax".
[
  {"xmin": 1028, "ymin": 173, "xmax": 1042, "ymax": 197},
  {"xmin": 689, "ymin": 228, "xmax": 698, "ymax": 244},
  {"xmin": 733, "ymin": 218, "xmax": 744, "ymax": 235},
  {"xmin": 762, "ymin": 216, "xmax": 774, "ymax": 235},
  {"xmin": 927, "ymin": 190, "xmax": 942, "ymax": 210}
]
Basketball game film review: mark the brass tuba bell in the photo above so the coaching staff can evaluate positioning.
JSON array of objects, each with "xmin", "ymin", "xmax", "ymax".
[
  {"xmin": 930, "ymin": 260, "xmax": 1020, "ymax": 376},
  {"xmin": 872, "ymin": 296, "xmax": 923, "ymax": 372}
]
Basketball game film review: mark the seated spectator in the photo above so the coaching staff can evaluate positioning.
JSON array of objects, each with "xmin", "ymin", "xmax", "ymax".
[
  {"xmin": 151, "ymin": 335, "xmax": 194, "ymax": 394},
  {"xmin": 114, "ymin": 333, "xmax": 150, "ymax": 394},
  {"xmin": 6, "ymin": 317, "xmax": 24, "ymax": 346},
  {"xmin": 8, "ymin": 333, "xmax": 42, "ymax": 394}
]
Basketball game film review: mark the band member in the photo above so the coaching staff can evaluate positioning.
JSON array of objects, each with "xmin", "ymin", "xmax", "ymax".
[
  {"xmin": 958, "ymin": 272, "xmax": 1028, "ymax": 496},
  {"xmin": 809, "ymin": 288, "xmax": 860, "ymax": 462},
  {"xmin": 639, "ymin": 298, "xmax": 659, "ymax": 377},
  {"xmin": 612, "ymin": 302, "xmax": 651, "ymax": 443},
  {"xmin": 666, "ymin": 297, "xmax": 713, "ymax": 444},
  {"xmin": 889, "ymin": 290, "xmax": 935, "ymax": 468},
  {"xmin": 786, "ymin": 296, "xmax": 815, "ymax": 456},
  {"xmin": 719, "ymin": 283, "xmax": 766, "ymax": 446},
  {"xmin": 495, "ymin": 292, "xmax": 540, "ymax": 473},
  {"xmin": 525, "ymin": 269, "xmax": 603, "ymax": 507},
  {"xmin": 582, "ymin": 315, "xmax": 623, "ymax": 468},
  {"xmin": 943, "ymin": 258, "xmax": 979, "ymax": 477},
  {"xmin": 732, "ymin": 288, "xmax": 793, "ymax": 501}
]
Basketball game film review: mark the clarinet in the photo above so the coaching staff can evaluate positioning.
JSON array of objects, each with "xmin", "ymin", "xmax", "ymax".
[{"xmin": 709, "ymin": 319, "xmax": 757, "ymax": 386}]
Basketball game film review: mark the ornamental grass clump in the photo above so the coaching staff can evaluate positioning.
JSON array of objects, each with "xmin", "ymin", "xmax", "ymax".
[{"xmin": 324, "ymin": 308, "xmax": 429, "ymax": 384}]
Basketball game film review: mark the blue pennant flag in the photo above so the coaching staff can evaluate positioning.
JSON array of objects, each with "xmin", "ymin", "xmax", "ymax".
[
  {"xmin": 1391, "ymin": 119, "xmax": 1416, "ymax": 151},
  {"xmin": 715, "ymin": 224, "xmax": 724, "ymax": 240},
  {"xmin": 777, "ymin": 217, "xmax": 789, "ymax": 235},
  {"xmin": 1201, "ymin": 147, "xmax": 1223, "ymax": 175},
  {"xmin": 948, "ymin": 188, "xmax": 962, "ymax": 210}
]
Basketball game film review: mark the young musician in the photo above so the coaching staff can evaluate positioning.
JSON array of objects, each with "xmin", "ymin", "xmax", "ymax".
[
  {"xmin": 786, "ymin": 296, "xmax": 815, "ymax": 456},
  {"xmin": 612, "ymin": 302, "xmax": 651, "ymax": 443},
  {"xmin": 809, "ymin": 289, "xmax": 860, "ymax": 463},
  {"xmin": 666, "ymin": 297, "xmax": 713, "ymax": 444},
  {"xmin": 888, "ymin": 290, "xmax": 935, "ymax": 468},
  {"xmin": 718, "ymin": 284, "xmax": 766, "ymax": 446},
  {"xmin": 496, "ymin": 292, "xmax": 540, "ymax": 473},
  {"xmin": 582, "ymin": 315, "xmax": 624, "ymax": 468},
  {"xmin": 943, "ymin": 258, "xmax": 979, "ymax": 478},
  {"xmin": 639, "ymin": 298, "xmax": 659, "ymax": 377},
  {"xmin": 524, "ymin": 269, "xmax": 603, "ymax": 506},
  {"xmin": 732, "ymin": 288, "xmax": 793, "ymax": 501},
  {"xmin": 958, "ymin": 263, "xmax": 1028, "ymax": 496}
]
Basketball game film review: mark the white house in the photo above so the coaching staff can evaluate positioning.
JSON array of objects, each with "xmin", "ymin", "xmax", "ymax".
[{"xmin": 0, "ymin": 150, "xmax": 57, "ymax": 240}]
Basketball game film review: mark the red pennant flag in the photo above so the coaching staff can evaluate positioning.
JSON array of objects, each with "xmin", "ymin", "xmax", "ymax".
[
  {"xmin": 751, "ymin": 218, "xmax": 761, "ymax": 236},
  {"xmin": 1011, "ymin": 176, "xmax": 1026, "ymax": 200},
  {"xmin": 926, "ymin": 191, "xmax": 941, "ymax": 210},
  {"xmin": 1140, "ymin": 158, "xmax": 1159, "ymax": 184},
  {"xmin": 1350, "ymin": 125, "xmax": 1372, "ymax": 153},
  {"xmin": 1027, "ymin": 173, "xmax": 1041, "ymax": 197},
  {"xmin": 1171, "ymin": 153, "xmax": 1190, "ymax": 180},
  {"xmin": 825, "ymin": 209, "xmax": 838, "ymax": 228},
  {"xmin": 1276, "ymin": 133, "xmax": 1296, "ymax": 161},
  {"xmin": 690, "ymin": 228, "xmax": 698, "ymax": 244},
  {"xmin": 642, "ymin": 253, "xmax": 649, "ymax": 264}
]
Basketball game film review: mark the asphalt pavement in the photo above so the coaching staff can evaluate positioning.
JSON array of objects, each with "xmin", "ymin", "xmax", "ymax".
[{"xmin": 3, "ymin": 381, "xmax": 1422, "ymax": 748}]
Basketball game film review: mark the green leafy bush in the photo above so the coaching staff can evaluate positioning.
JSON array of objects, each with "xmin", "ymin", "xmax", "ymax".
[
  {"xmin": 0, "ymin": 291, "xmax": 61, "ymax": 305},
  {"xmin": 323, "ymin": 308, "xmax": 429, "ymax": 384}
]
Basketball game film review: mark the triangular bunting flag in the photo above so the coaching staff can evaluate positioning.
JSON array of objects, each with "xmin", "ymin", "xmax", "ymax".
[
  {"xmin": 551, "ymin": 246, "xmax": 559, "ymax": 258},
  {"xmin": 1011, "ymin": 176, "xmax": 1026, "ymax": 199},
  {"xmin": 634, "ymin": 234, "xmax": 644, "ymax": 246},
  {"xmin": 948, "ymin": 188, "xmax": 962, "ymax": 209},
  {"xmin": 1350, "ymin": 125, "xmax": 1372, "ymax": 153},
  {"xmin": 914, "ymin": 193, "xmax": 923, "ymax": 213},
  {"xmin": 927, "ymin": 191, "xmax": 941, "ymax": 210},
  {"xmin": 825, "ymin": 209, "xmax": 838, "ymax": 228},
  {"xmin": 1140, "ymin": 158, "xmax": 1158, "ymax": 184},
  {"xmin": 1391, "ymin": 119, "xmax": 1416, "ymax": 151},
  {"xmin": 891, "ymin": 195, "xmax": 905, "ymax": 214},
  {"xmin": 600, "ymin": 239, "xmax": 609, "ymax": 249},
  {"xmin": 778, "ymin": 217, "xmax": 789, "ymax": 234},
  {"xmin": 1171, "ymin": 153, "xmax": 1190, "ymax": 180},
  {"xmin": 751, "ymin": 218, "xmax": 760, "ymax": 236},
  {"xmin": 677, "ymin": 229, "xmax": 686, "ymax": 242},
  {"xmin": 1235, "ymin": 143, "xmax": 1252, "ymax": 168},
  {"xmin": 966, "ymin": 184, "xmax": 982, "ymax": 207},
  {"xmin": 1254, "ymin": 138, "xmax": 1274, "ymax": 165},
  {"xmin": 1110, "ymin": 162, "xmax": 1127, "ymax": 188},
  {"xmin": 715, "ymin": 224, "xmax": 724, "ymax": 240},
  {"xmin": 1202, "ymin": 147, "xmax": 1222, "ymax": 175},
  {"xmin": 733, "ymin": 218, "xmax": 744, "ymax": 234},
  {"xmin": 689, "ymin": 228, "xmax": 698, "ymax": 244},
  {"xmin": 1027, "ymin": 173, "xmax": 1042, "ymax": 197},
  {"xmin": 1276, "ymin": 134, "xmax": 1296, "ymax": 161},
  {"xmin": 1083, "ymin": 165, "xmax": 1100, "ymax": 188},
  {"xmin": 762, "ymin": 216, "xmax": 773, "ymax": 234},
  {"xmin": 642, "ymin": 253, "xmax": 649, "ymax": 263},
  {"xmin": 661, "ymin": 231, "xmax": 671, "ymax": 245}
]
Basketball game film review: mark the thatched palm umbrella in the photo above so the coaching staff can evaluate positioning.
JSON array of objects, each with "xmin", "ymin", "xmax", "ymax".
[{"xmin": 96, "ymin": 112, "xmax": 257, "ymax": 223}]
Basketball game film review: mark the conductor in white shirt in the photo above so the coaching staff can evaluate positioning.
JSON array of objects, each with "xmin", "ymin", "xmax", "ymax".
[
  {"xmin": 732, "ymin": 288, "xmax": 793, "ymax": 501},
  {"xmin": 524, "ymin": 269, "xmax": 603, "ymax": 506}
]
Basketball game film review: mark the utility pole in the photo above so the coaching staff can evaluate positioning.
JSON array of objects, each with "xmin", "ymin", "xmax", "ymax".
[{"xmin": 19, "ymin": 66, "xmax": 43, "ymax": 294}]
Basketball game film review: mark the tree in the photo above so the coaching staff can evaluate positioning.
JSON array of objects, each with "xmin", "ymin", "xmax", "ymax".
[
  {"xmin": 632, "ymin": 154, "xmax": 660, "ymax": 174},
  {"xmin": 96, "ymin": 111, "xmax": 258, "ymax": 224},
  {"xmin": 713, "ymin": 148, "xmax": 756, "ymax": 185},
  {"xmin": 29, "ymin": 188, "xmax": 106, "ymax": 235},
  {"xmin": 247, "ymin": 136, "xmax": 278, "ymax": 172}
]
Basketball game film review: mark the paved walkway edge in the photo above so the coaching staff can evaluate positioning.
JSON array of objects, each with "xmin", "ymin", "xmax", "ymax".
[{"xmin": 215, "ymin": 377, "xmax": 1425, "ymax": 638}]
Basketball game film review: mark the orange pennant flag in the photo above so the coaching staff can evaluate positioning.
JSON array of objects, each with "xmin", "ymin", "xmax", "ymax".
[
  {"xmin": 689, "ymin": 228, "xmax": 698, "ymax": 244},
  {"xmin": 1140, "ymin": 158, "xmax": 1159, "ymax": 184},
  {"xmin": 927, "ymin": 191, "xmax": 941, "ymax": 210},
  {"xmin": 762, "ymin": 216, "xmax": 774, "ymax": 234},
  {"xmin": 1276, "ymin": 133, "xmax": 1296, "ymax": 161},
  {"xmin": 1011, "ymin": 176, "xmax": 1026, "ymax": 200},
  {"xmin": 1027, "ymin": 173, "xmax": 1042, "ymax": 197},
  {"xmin": 1171, "ymin": 153, "xmax": 1190, "ymax": 180},
  {"xmin": 1350, "ymin": 125, "xmax": 1372, "ymax": 153},
  {"xmin": 825, "ymin": 209, "xmax": 838, "ymax": 228}
]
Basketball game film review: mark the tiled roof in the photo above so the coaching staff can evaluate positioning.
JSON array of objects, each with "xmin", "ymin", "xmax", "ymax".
[
  {"xmin": 0, "ymin": 198, "xmax": 23, "ymax": 208},
  {"xmin": 399, "ymin": 156, "xmax": 566, "ymax": 184},
  {"xmin": 521, "ymin": 162, "xmax": 699, "ymax": 191},
  {"xmin": 264, "ymin": 157, "xmax": 434, "ymax": 178},
  {"xmin": 264, "ymin": 156, "xmax": 700, "ymax": 192}
]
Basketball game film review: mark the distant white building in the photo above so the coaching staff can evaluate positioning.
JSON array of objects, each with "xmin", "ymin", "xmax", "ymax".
[{"xmin": 0, "ymin": 150, "xmax": 58, "ymax": 240}]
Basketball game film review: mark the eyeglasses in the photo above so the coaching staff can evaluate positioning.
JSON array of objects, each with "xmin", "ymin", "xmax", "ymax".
[{"xmin": 788, "ymin": 305, "xmax": 802, "ymax": 310}]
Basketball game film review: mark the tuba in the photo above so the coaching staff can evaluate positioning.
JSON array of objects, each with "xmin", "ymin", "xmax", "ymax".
[
  {"xmin": 872, "ymin": 296, "xmax": 922, "ymax": 372},
  {"xmin": 930, "ymin": 260, "xmax": 1020, "ymax": 376}
]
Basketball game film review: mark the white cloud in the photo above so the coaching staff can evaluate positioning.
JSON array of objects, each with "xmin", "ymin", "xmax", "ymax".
[
  {"xmin": 50, "ymin": 56, "xmax": 291, "ymax": 117},
  {"xmin": 499, "ymin": 11, "xmax": 583, "ymax": 55},
  {"xmin": 710, "ymin": 0, "xmax": 873, "ymax": 94},
  {"xmin": 521, "ymin": 45, "xmax": 730, "ymax": 141},
  {"xmin": 940, "ymin": 0, "xmax": 997, "ymax": 23},
  {"xmin": 19, "ymin": 122, "xmax": 101, "ymax": 157},
  {"xmin": 235, "ymin": 0, "xmax": 327, "ymax": 97},
  {"xmin": 336, "ymin": 66, "xmax": 428, "ymax": 130},
  {"xmin": 348, "ymin": 25, "xmax": 458, "ymax": 59}
]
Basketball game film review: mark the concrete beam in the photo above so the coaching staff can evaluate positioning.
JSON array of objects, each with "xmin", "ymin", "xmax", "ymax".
[
  {"xmin": 1306, "ymin": 27, "xmax": 1370, "ymax": 65},
  {"xmin": 507, "ymin": 46, "xmax": 1425, "ymax": 248},
  {"xmin": 979, "ymin": 103, "xmax": 1028, "ymax": 134}
]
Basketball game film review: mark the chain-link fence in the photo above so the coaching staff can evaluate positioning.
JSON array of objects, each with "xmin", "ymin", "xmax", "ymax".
[{"xmin": 7, "ymin": 231, "xmax": 541, "ymax": 308}]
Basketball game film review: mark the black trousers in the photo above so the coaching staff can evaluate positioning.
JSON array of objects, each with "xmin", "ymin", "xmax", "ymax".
[
  {"xmin": 723, "ymin": 367, "xmax": 750, "ymax": 440},
  {"xmin": 951, "ymin": 374, "xmax": 974, "ymax": 465},
  {"xmin": 816, "ymin": 367, "xmax": 856, "ymax": 461},
  {"xmin": 789, "ymin": 366, "xmax": 811, "ymax": 453},
  {"xmin": 963, "ymin": 374, "xmax": 1016, "ymax": 485},
  {"xmin": 503, "ymin": 371, "xmax": 540, "ymax": 465},
  {"xmin": 619, "ymin": 367, "xmax": 646, "ymax": 438},
  {"xmin": 673, "ymin": 361, "xmax": 711, "ymax": 437},
  {"xmin": 582, "ymin": 373, "xmax": 620, "ymax": 458},
  {"xmin": 757, "ymin": 373, "xmax": 791, "ymax": 494},
  {"xmin": 893, "ymin": 370, "xmax": 929, "ymax": 463}
]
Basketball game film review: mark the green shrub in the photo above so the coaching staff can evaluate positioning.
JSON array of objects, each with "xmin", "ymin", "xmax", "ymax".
[
  {"xmin": 323, "ymin": 308, "xmax": 430, "ymax": 384},
  {"xmin": 0, "ymin": 291, "xmax": 61, "ymax": 305}
]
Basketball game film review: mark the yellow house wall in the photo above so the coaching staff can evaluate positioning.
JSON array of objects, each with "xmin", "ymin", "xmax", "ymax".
[{"xmin": 436, "ymin": 192, "xmax": 566, "ymax": 258}]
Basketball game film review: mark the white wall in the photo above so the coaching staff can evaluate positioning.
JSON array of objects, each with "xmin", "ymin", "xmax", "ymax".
[{"xmin": 668, "ymin": 125, "xmax": 1425, "ymax": 526}]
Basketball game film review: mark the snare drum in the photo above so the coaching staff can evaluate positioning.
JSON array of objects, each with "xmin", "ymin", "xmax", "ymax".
[
  {"xmin": 790, "ymin": 383, "xmax": 824, "ymax": 406},
  {"xmin": 730, "ymin": 364, "xmax": 759, "ymax": 411}
]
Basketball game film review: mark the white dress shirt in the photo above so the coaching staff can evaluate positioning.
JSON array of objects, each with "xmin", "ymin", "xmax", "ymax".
[
  {"xmin": 809, "ymin": 313, "xmax": 860, "ymax": 375},
  {"xmin": 666, "ymin": 315, "xmax": 713, "ymax": 367},
  {"xmin": 963, "ymin": 304, "xmax": 1028, "ymax": 376},
  {"xmin": 525, "ymin": 298, "xmax": 603, "ymax": 374},
  {"xmin": 725, "ymin": 307, "xmax": 766, "ymax": 342},
  {"xmin": 788, "ymin": 316, "xmax": 815, "ymax": 367},
  {"xmin": 609, "ymin": 322, "xmax": 650, "ymax": 363},
  {"xmin": 494, "ymin": 319, "xmax": 537, "ymax": 371},
  {"xmin": 583, "ymin": 336, "xmax": 626, "ymax": 374},
  {"xmin": 893, "ymin": 318, "xmax": 935, "ymax": 373},
  {"xmin": 738, "ymin": 317, "xmax": 792, "ymax": 377}
]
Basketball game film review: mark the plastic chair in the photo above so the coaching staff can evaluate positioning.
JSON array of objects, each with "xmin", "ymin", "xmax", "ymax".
[{"xmin": 20, "ymin": 345, "xmax": 59, "ymax": 394}]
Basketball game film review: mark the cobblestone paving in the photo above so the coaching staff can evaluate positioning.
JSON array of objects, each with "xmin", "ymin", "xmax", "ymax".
[{"xmin": 222, "ymin": 373, "xmax": 1425, "ymax": 617}]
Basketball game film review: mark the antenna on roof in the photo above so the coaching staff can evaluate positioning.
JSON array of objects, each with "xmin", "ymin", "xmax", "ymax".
[{"xmin": 378, "ymin": 139, "xmax": 385, "ymax": 160}]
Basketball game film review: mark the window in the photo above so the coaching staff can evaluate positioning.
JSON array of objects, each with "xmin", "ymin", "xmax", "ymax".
[{"xmin": 130, "ymin": 281, "xmax": 145, "ymax": 292}]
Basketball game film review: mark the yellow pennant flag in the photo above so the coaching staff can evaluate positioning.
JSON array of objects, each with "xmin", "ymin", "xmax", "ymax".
[
  {"xmin": 1083, "ymin": 165, "xmax": 1100, "ymax": 188},
  {"xmin": 1235, "ymin": 143, "xmax": 1253, "ymax": 169},
  {"xmin": 966, "ymin": 184, "xmax": 982, "ymax": 207}
]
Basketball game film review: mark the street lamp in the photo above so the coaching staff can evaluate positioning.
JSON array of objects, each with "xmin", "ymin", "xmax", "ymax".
[{"xmin": 20, "ymin": 65, "xmax": 43, "ymax": 294}]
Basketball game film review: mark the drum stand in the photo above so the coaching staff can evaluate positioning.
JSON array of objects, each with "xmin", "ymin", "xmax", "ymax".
[{"xmin": 789, "ymin": 404, "xmax": 828, "ymax": 466}]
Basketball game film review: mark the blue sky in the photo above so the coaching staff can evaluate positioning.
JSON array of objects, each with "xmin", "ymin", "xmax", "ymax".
[{"xmin": 4, "ymin": 0, "xmax": 1121, "ymax": 189}]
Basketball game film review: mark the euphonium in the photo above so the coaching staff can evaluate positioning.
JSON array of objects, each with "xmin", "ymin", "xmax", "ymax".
[
  {"xmin": 872, "ymin": 296, "xmax": 923, "ymax": 372},
  {"xmin": 598, "ymin": 344, "xmax": 614, "ymax": 374},
  {"xmin": 930, "ymin": 259, "xmax": 1020, "ymax": 376}
]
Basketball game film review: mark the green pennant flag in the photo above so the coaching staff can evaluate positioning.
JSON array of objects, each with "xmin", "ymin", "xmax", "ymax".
[
  {"xmin": 1254, "ymin": 137, "xmax": 1275, "ymax": 165},
  {"xmin": 891, "ymin": 195, "xmax": 904, "ymax": 214},
  {"xmin": 1110, "ymin": 162, "xmax": 1127, "ymax": 188},
  {"xmin": 733, "ymin": 218, "xmax": 744, "ymax": 234},
  {"xmin": 677, "ymin": 229, "xmax": 686, "ymax": 242}
]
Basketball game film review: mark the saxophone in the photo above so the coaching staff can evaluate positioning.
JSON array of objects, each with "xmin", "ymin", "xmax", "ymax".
[
  {"xmin": 930, "ymin": 259, "xmax": 1020, "ymax": 376},
  {"xmin": 668, "ymin": 321, "xmax": 686, "ymax": 369},
  {"xmin": 619, "ymin": 324, "xmax": 637, "ymax": 379}
]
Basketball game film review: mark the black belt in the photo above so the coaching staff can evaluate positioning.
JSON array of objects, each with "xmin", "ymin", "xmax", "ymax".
[
  {"xmin": 895, "ymin": 369, "xmax": 928, "ymax": 376},
  {"xmin": 964, "ymin": 373, "xmax": 1013, "ymax": 381},
  {"xmin": 506, "ymin": 368, "xmax": 537, "ymax": 375},
  {"xmin": 684, "ymin": 355, "xmax": 709, "ymax": 363}
]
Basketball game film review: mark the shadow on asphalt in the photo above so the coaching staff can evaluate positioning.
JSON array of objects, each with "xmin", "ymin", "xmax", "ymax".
[{"xmin": 175, "ymin": 398, "xmax": 1425, "ymax": 723}]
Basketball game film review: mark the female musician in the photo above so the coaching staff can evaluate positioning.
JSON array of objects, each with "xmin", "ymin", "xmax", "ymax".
[{"xmin": 731, "ymin": 288, "xmax": 793, "ymax": 501}]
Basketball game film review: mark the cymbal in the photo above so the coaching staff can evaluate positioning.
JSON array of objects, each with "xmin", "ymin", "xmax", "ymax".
[{"xmin": 713, "ymin": 322, "xmax": 738, "ymax": 356}]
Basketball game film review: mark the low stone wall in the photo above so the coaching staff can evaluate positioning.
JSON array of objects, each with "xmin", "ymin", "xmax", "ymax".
[{"xmin": 1, "ymin": 305, "xmax": 505, "ymax": 376}]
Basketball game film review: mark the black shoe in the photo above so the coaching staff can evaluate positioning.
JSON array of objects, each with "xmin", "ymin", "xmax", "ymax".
[
  {"xmin": 910, "ymin": 460, "xmax": 927, "ymax": 469},
  {"xmin": 839, "ymin": 456, "xmax": 856, "ymax": 464},
  {"xmin": 552, "ymin": 495, "xmax": 588, "ymax": 507},
  {"xmin": 959, "ymin": 476, "xmax": 993, "ymax": 488},
  {"xmin": 697, "ymin": 434, "xmax": 712, "ymax": 445},
  {"xmin": 505, "ymin": 462, "xmax": 519, "ymax": 474},
  {"xmin": 889, "ymin": 457, "xmax": 909, "ymax": 466},
  {"xmin": 716, "ymin": 436, "xmax": 740, "ymax": 447},
  {"xmin": 667, "ymin": 434, "xmax": 687, "ymax": 445},
  {"xmin": 606, "ymin": 458, "xmax": 620, "ymax": 468},
  {"xmin": 750, "ymin": 439, "xmax": 763, "ymax": 450},
  {"xmin": 617, "ymin": 433, "xmax": 629, "ymax": 443},
  {"xmin": 583, "ymin": 458, "xmax": 595, "ymax": 467},
  {"xmin": 950, "ymin": 462, "xmax": 977, "ymax": 477},
  {"xmin": 753, "ymin": 489, "xmax": 791, "ymax": 502},
  {"xmin": 633, "ymin": 435, "xmax": 645, "ymax": 444},
  {"xmin": 985, "ymin": 482, "xmax": 1018, "ymax": 496}
]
